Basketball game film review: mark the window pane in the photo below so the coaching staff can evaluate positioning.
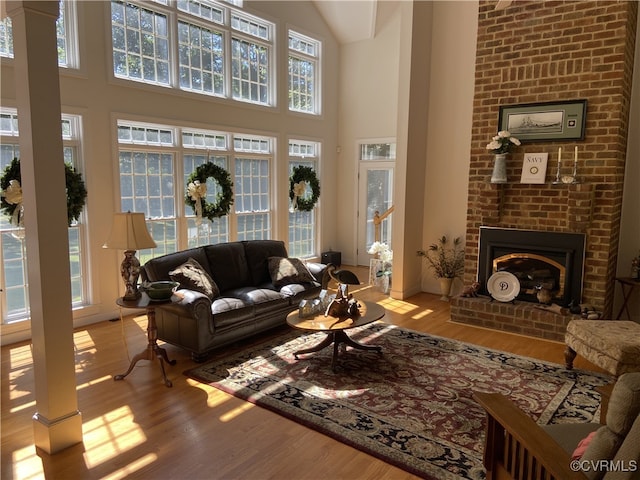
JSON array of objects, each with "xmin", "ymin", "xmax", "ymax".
[
  {"xmin": 235, "ymin": 157, "xmax": 270, "ymax": 239},
  {"xmin": 288, "ymin": 31, "xmax": 319, "ymax": 114},
  {"xmin": 0, "ymin": 18, "xmax": 13, "ymax": 58},
  {"xmin": 111, "ymin": 1, "xmax": 169, "ymax": 85},
  {"xmin": 231, "ymin": 38, "xmax": 269, "ymax": 105},
  {"xmin": 119, "ymin": 150, "xmax": 175, "ymax": 219},
  {"xmin": 178, "ymin": 21, "xmax": 224, "ymax": 95},
  {"xmin": 1, "ymin": 1, "xmax": 74, "ymax": 67},
  {"xmin": 360, "ymin": 143, "xmax": 396, "ymax": 161},
  {"xmin": 289, "ymin": 56, "xmax": 315, "ymax": 113},
  {"xmin": 288, "ymin": 151, "xmax": 317, "ymax": 257}
]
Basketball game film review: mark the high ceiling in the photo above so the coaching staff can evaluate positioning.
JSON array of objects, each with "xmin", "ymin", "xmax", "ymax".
[{"xmin": 312, "ymin": 0, "xmax": 378, "ymax": 44}]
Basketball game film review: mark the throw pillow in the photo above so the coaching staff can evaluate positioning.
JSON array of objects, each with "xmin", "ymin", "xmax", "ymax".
[
  {"xmin": 268, "ymin": 257, "xmax": 316, "ymax": 289},
  {"xmin": 169, "ymin": 257, "xmax": 219, "ymax": 299},
  {"xmin": 572, "ymin": 430, "xmax": 597, "ymax": 460}
]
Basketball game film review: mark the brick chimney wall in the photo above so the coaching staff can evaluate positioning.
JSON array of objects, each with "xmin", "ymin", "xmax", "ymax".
[{"xmin": 463, "ymin": 0, "xmax": 638, "ymax": 318}]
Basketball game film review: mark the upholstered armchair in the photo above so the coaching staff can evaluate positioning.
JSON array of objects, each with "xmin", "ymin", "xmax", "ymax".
[{"xmin": 474, "ymin": 372, "xmax": 640, "ymax": 480}]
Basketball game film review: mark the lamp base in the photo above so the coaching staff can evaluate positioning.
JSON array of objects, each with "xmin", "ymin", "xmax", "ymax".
[{"xmin": 121, "ymin": 250, "xmax": 141, "ymax": 301}]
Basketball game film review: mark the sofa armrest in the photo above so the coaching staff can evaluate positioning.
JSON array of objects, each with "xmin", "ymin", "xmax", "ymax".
[
  {"xmin": 305, "ymin": 262, "xmax": 326, "ymax": 283},
  {"xmin": 159, "ymin": 289, "xmax": 214, "ymax": 334},
  {"xmin": 473, "ymin": 392, "xmax": 588, "ymax": 480}
]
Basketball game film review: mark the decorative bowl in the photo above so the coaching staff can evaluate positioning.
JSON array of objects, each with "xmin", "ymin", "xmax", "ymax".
[{"xmin": 145, "ymin": 281, "xmax": 179, "ymax": 301}]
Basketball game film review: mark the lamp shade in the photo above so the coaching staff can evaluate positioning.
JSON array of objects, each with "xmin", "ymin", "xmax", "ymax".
[{"xmin": 103, "ymin": 212, "xmax": 157, "ymax": 251}]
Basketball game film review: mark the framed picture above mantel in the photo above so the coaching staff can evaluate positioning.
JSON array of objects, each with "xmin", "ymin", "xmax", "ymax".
[{"xmin": 498, "ymin": 99, "xmax": 587, "ymax": 142}]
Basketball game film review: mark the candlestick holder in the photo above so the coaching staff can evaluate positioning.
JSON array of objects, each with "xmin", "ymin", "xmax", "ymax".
[
  {"xmin": 570, "ymin": 160, "xmax": 580, "ymax": 184},
  {"xmin": 552, "ymin": 159, "xmax": 563, "ymax": 185}
]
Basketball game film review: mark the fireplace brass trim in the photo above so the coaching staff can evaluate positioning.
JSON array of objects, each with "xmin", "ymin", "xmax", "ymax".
[{"xmin": 493, "ymin": 253, "xmax": 566, "ymax": 298}]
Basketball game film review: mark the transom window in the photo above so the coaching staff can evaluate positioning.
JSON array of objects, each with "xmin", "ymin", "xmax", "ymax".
[
  {"xmin": 116, "ymin": 120, "xmax": 274, "ymax": 261},
  {"xmin": 0, "ymin": 109, "xmax": 88, "ymax": 324},
  {"xmin": 288, "ymin": 30, "xmax": 320, "ymax": 115},
  {"xmin": 111, "ymin": 0, "xmax": 274, "ymax": 106}
]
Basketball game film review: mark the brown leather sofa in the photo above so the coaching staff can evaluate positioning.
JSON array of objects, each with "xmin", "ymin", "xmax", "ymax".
[{"xmin": 141, "ymin": 240, "xmax": 326, "ymax": 362}]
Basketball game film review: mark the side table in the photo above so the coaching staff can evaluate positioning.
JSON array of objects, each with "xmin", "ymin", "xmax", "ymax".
[
  {"xmin": 615, "ymin": 277, "xmax": 640, "ymax": 320},
  {"xmin": 114, "ymin": 294, "xmax": 177, "ymax": 387}
]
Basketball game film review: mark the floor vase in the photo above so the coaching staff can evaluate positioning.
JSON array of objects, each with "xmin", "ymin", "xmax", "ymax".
[{"xmin": 439, "ymin": 277, "xmax": 453, "ymax": 301}]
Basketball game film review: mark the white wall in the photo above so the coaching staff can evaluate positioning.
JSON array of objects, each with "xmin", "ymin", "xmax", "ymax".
[{"xmin": 421, "ymin": 1, "xmax": 478, "ymax": 296}]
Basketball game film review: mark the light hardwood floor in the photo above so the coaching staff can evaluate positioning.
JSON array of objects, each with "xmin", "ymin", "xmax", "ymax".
[{"xmin": 1, "ymin": 267, "xmax": 605, "ymax": 480}]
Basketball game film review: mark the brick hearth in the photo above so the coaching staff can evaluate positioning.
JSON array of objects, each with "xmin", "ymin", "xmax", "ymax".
[
  {"xmin": 453, "ymin": 1, "xmax": 638, "ymax": 338},
  {"xmin": 451, "ymin": 296, "xmax": 580, "ymax": 343}
]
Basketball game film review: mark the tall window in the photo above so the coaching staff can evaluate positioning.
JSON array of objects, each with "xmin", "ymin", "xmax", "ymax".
[
  {"xmin": 111, "ymin": 0, "xmax": 274, "ymax": 106},
  {"xmin": 117, "ymin": 120, "xmax": 274, "ymax": 258},
  {"xmin": 0, "ymin": 110, "xmax": 88, "ymax": 324},
  {"xmin": 182, "ymin": 129, "xmax": 229, "ymax": 247},
  {"xmin": 233, "ymin": 135, "xmax": 271, "ymax": 240},
  {"xmin": 0, "ymin": 0, "xmax": 78, "ymax": 69},
  {"xmin": 288, "ymin": 140, "xmax": 319, "ymax": 258},
  {"xmin": 288, "ymin": 30, "xmax": 319, "ymax": 115}
]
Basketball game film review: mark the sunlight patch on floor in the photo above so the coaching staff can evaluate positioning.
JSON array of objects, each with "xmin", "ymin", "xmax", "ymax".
[
  {"xmin": 10, "ymin": 399, "xmax": 35, "ymax": 414},
  {"xmin": 219, "ymin": 401, "xmax": 255, "ymax": 422},
  {"xmin": 77, "ymin": 374, "xmax": 114, "ymax": 390},
  {"xmin": 82, "ymin": 406, "xmax": 147, "ymax": 469},
  {"xmin": 377, "ymin": 297, "xmax": 419, "ymax": 315},
  {"xmin": 100, "ymin": 453, "xmax": 157, "ymax": 480},
  {"xmin": 12, "ymin": 444, "xmax": 45, "ymax": 480},
  {"xmin": 411, "ymin": 308, "xmax": 435, "ymax": 320}
]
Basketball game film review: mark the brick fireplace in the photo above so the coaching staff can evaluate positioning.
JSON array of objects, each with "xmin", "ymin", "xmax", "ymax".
[{"xmin": 450, "ymin": 1, "xmax": 638, "ymax": 341}]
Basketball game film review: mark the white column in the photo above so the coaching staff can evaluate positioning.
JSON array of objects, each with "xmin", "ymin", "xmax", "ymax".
[{"xmin": 5, "ymin": 0, "xmax": 82, "ymax": 453}]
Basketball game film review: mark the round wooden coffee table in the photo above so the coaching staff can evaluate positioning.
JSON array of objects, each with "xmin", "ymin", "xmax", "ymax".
[{"xmin": 286, "ymin": 300, "xmax": 385, "ymax": 371}]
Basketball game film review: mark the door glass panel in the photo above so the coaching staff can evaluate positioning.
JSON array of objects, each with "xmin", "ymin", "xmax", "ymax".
[{"xmin": 357, "ymin": 141, "xmax": 395, "ymax": 266}]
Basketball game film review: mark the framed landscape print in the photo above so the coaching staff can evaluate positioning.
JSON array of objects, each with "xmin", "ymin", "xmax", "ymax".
[{"xmin": 498, "ymin": 100, "xmax": 587, "ymax": 142}]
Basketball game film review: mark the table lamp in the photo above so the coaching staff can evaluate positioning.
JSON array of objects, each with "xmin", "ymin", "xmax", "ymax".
[{"xmin": 103, "ymin": 212, "xmax": 157, "ymax": 301}]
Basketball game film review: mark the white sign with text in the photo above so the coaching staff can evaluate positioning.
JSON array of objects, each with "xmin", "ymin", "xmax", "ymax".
[{"xmin": 520, "ymin": 152, "xmax": 549, "ymax": 184}]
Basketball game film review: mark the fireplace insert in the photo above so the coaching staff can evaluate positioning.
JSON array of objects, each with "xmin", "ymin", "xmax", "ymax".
[{"xmin": 478, "ymin": 227, "xmax": 586, "ymax": 306}]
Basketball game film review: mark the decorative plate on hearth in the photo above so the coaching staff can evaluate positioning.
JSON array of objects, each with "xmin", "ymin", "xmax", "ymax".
[{"xmin": 487, "ymin": 271, "xmax": 520, "ymax": 302}]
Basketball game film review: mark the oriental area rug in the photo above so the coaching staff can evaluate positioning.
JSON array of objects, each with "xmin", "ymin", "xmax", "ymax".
[{"xmin": 185, "ymin": 323, "xmax": 612, "ymax": 479}]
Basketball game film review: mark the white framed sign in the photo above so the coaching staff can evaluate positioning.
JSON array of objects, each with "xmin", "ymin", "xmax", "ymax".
[{"xmin": 520, "ymin": 153, "xmax": 548, "ymax": 184}]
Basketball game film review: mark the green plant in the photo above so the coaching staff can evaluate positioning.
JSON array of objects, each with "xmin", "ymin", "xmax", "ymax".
[{"xmin": 418, "ymin": 236, "xmax": 465, "ymax": 279}]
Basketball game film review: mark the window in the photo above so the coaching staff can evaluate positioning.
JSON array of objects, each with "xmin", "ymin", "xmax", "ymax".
[
  {"xmin": 0, "ymin": 18, "xmax": 13, "ymax": 58},
  {"xmin": 116, "ymin": 120, "xmax": 275, "ymax": 258},
  {"xmin": 111, "ymin": 0, "xmax": 274, "ymax": 106},
  {"xmin": 288, "ymin": 140, "xmax": 319, "ymax": 258},
  {"xmin": 230, "ymin": 13, "xmax": 271, "ymax": 104},
  {"xmin": 177, "ymin": 21, "xmax": 224, "ymax": 95},
  {"xmin": 234, "ymin": 134, "xmax": 271, "ymax": 239},
  {"xmin": 0, "ymin": 110, "xmax": 88, "ymax": 324},
  {"xmin": 111, "ymin": 1, "xmax": 170, "ymax": 85},
  {"xmin": 0, "ymin": 0, "xmax": 78, "ymax": 69},
  {"xmin": 288, "ymin": 30, "xmax": 319, "ymax": 114}
]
